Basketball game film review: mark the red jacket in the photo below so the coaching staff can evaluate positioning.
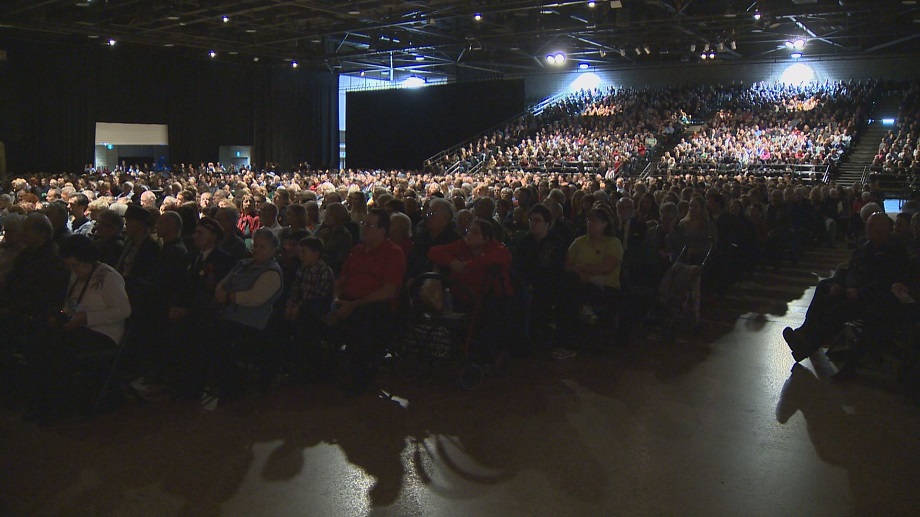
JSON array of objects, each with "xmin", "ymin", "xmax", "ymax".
[{"xmin": 428, "ymin": 239, "xmax": 513, "ymax": 300}]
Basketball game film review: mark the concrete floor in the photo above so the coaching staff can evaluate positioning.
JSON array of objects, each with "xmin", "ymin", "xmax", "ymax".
[{"xmin": 3, "ymin": 247, "xmax": 920, "ymax": 516}]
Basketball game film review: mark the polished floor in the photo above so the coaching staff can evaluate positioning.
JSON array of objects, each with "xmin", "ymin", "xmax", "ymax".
[{"xmin": 3, "ymin": 247, "xmax": 920, "ymax": 517}]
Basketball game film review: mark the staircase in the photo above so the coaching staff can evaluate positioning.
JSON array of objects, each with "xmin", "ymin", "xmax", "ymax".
[{"xmin": 835, "ymin": 95, "xmax": 903, "ymax": 187}]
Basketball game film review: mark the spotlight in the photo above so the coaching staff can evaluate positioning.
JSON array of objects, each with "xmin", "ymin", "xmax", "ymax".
[
  {"xmin": 554, "ymin": 52, "xmax": 566, "ymax": 63},
  {"xmin": 474, "ymin": 12, "xmax": 482, "ymax": 21},
  {"xmin": 579, "ymin": 62, "xmax": 589, "ymax": 70},
  {"xmin": 222, "ymin": 15, "xmax": 229, "ymax": 23},
  {"xmin": 546, "ymin": 54, "xmax": 556, "ymax": 64},
  {"xmin": 253, "ymin": 57, "xmax": 259, "ymax": 62},
  {"xmin": 730, "ymin": 41, "xmax": 737, "ymax": 50},
  {"xmin": 793, "ymin": 38, "xmax": 806, "ymax": 50},
  {"xmin": 754, "ymin": 11, "xmax": 761, "ymax": 20},
  {"xmin": 107, "ymin": 39, "xmax": 116, "ymax": 46},
  {"xmin": 588, "ymin": 0, "xmax": 596, "ymax": 6},
  {"xmin": 360, "ymin": 70, "xmax": 365, "ymax": 76},
  {"xmin": 209, "ymin": 50, "xmax": 217, "ymax": 58},
  {"xmin": 644, "ymin": 45, "xmax": 651, "ymax": 54},
  {"xmin": 791, "ymin": 52, "xmax": 802, "ymax": 59},
  {"xmin": 700, "ymin": 52, "xmax": 707, "ymax": 60},
  {"xmin": 635, "ymin": 47, "xmax": 641, "ymax": 55},
  {"xmin": 291, "ymin": 61, "xmax": 298, "ymax": 68},
  {"xmin": 709, "ymin": 52, "xmax": 716, "ymax": 59},
  {"xmin": 416, "ymin": 55, "xmax": 425, "ymax": 61},
  {"xmin": 785, "ymin": 40, "xmax": 794, "ymax": 48},
  {"xmin": 619, "ymin": 48, "xmax": 626, "ymax": 57},
  {"xmin": 690, "ymin": 43, "xmax": 696, "ymax": 52}
]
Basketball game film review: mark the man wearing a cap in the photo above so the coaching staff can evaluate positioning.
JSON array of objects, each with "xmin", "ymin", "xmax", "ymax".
[
  {"xmin": 168, "ymin": 217, "xmax": 234, "ymax": 398},
  {"xmin": 116, "ymin": 204, "xmax": 159, "ymax": 283}
]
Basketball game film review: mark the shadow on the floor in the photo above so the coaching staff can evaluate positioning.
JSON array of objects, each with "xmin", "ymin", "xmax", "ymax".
[{"xmin": 776, "ymin": 363, "xmax": 920, "ymax": 515}]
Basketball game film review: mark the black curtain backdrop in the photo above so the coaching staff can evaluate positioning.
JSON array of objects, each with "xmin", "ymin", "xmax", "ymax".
[
  {"xmin": 0, "ymin": 37, "xmax": 337, "ymax": 174},
  {"xmin": 346, "ymin": 79, "xmax": 525, "ymax": 170}
]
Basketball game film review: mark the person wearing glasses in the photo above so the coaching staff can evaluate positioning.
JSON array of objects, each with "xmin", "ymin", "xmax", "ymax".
[
  {"xmin": 325, "ymin": 208, "xmax": 406, "ymax": 394},
  {"xmin": 406, "ymin": 197, "xmax": 461, "ymax": 278}
]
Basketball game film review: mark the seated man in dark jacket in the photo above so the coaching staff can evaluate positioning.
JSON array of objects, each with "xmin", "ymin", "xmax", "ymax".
[
  {"xmin": 0, "ymin": 213, "xmax": 70, "ymax": 366},
  {"xmin": 783, "ymin": 213, "xmax": 909, "ymax": 362}
]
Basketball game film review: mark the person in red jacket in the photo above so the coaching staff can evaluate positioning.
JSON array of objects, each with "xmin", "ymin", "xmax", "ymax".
[{"xmin": 428, "ymin": 217, "xmax": 513, "ymax": 309}]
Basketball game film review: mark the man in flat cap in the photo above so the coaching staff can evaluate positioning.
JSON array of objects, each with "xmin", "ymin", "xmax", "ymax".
[{"xmin": 168, "ymin": 217, "xmax": 235, "ymax": 398}]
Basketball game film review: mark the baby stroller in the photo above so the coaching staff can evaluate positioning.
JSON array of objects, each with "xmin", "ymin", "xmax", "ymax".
[
  {"xmin": 397, "ymin": 270, "xmax": 511, "ymax": 390},
  {"xmin": 644, "ymin": 243, "xmax": 712, "ymax": 340}
]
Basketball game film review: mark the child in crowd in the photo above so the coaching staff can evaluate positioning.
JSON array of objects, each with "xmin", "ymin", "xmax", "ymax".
[{"xmin": 285, "ymin": 236, "xmax": 335, "ymax": 323}]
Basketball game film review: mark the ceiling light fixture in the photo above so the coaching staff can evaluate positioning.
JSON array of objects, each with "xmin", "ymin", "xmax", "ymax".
[
  {"xmin": 292, "ymin": 61, "xmax": 298, "ymax": 68},
  {"xmin": 579, "ymin": 62, "xmax": 589, "ymax": 70},
  {"xmin": 415, "ymin": 55, "xmax": 425, "ymax": 61},
  {"xmin": 222, "ymin": 16, "xmax": 229, "ymax": 23},
  {"xmin": 474, "ymin": 12, "xmax": 482, "ymax": 21},
  {"xmin": 791, "ymin": 52, "xmax": 802, "ymax": 59}
]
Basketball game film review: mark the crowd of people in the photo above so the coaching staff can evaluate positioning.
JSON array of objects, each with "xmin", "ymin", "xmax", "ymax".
[
  {"xmin": 871, "ymin": 84, "xmax": 920, "ymax": 176},
  {"xmin": 2, "ymin": 80, "xmax": 919, "ymax": 423},
  {"xmin": 670, "ymin": 81, "xmax": 876, "ymax": 172}
]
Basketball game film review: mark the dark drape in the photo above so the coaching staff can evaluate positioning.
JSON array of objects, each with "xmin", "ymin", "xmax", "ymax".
[
  {"xmin": 0, "ymin": 36, "xmax": 338, "ymax": 174},
  {"xmin": 346, "ymin": 79, "xmax": 525, "ymax": 170}
]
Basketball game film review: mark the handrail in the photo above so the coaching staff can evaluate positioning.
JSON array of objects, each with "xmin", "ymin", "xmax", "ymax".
[
  {"xmin": 860, "ymin": 165, "xmax": 870, "ymax": 185},
  {"xmin": 423, "ymin": 90, "xmax": 574, "ymax": 172}
]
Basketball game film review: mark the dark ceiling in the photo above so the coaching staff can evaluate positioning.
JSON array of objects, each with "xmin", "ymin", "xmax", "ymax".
[{"xmin": 1, "ymin": 0, "xmax": 919, "ymax": 81}]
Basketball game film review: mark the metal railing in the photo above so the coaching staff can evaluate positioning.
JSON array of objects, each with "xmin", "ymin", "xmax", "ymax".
[
  {"xmin": 422, "ymin": 90, "xmax": 573, "ymax": 173},
  {"xmin": 643, "ymin": 162, "xmax": 830, "ymax": 181}
]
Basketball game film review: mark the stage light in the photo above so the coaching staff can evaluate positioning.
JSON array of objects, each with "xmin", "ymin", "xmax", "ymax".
[
  {"xmin": 644, "ymin": 45, "xmax": 651, "ymax": 54},
  {"xmin": 360, "ymin": 70, "xmax": 365, "ymax": 76},
  {"xmin": 222, "ymin": 16, "xmax": 229, "ymax": 23},
  {"xmin": 619, "ymin": 49, "xmax": 626, "ymax": 57},
  {"xmin": 690, "ymin": 43, "xmax": 696, "ymax": 52},
  {"xmin": 108, "ymin": 39, "xmax": 116, "ymax": 46},
  {"xmin": 588, "ymin": 1, "xmax": 596, "ymax": 6},
  {"xmin": 579, "ymin": 62, "xmax": 589, "ymax": 70},
  {"xmin": 704, "ymin": 43, "xmax": 710, "ymax": 52},
  {"xmin": 791, "ymin": 52, "xmax": 802, "ymax": 59},
  {"xmin": 754, "ymin": 11, "xmax": 761, "ymax": 20},
  {"xmin": 291, "ymin": 61, "xmax": 298, "ymax": 68},
  {"xmin": 474, "ymin": 12, "xmax": 482, "ymax": 21},
  {"xmin": 556, "ymin": 52, "xmax": 566, "ymax": 63},
  {"xmin": 709, "ymin": 52, "xmax": 716, "ymax": 59},
  {"xmin": 785, "ymin": 41, "xmax": 794, "ymax": 48},
  {"xmin": 730, "ymin": 40, "xmax": 737, "ymax": 50},
  {"xmin": 546, "ymin": 54, "xmax": 556, "ymax": 64},
  {"xmin": 793, "ymin": 38, "xmax": 806, "ymax": 50},
  {"xmin": 700, "ymin": 53, "xmax": 707, "ymax": 59},
  {"xmin": 403, "ymin": 76, "xmax": 426, "ymax": 88},
  {"xmin": 209, "ymin": 50, "xmax": 217, "ymax": 58},
  {"xmin": 635, "ymin": 47, "xmax": 641, "ymax": 55}
]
